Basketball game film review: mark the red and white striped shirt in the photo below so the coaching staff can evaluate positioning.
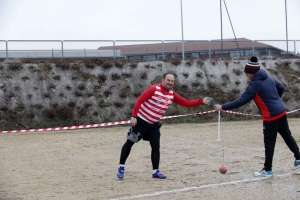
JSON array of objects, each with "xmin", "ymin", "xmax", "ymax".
[{"xmin": 132, "ymin": 83, "xmax": 205, "ymax": 124}]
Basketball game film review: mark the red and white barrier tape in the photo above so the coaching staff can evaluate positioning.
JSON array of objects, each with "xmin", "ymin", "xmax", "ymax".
[
  {"xmin": 221, "ymin": 110, "xmax": 261, "ymax": 117},
  {"xmin": 0, "ymin": 109, "xmax": 299, "ymax": 134},
  {"xmin": 221, "ymin": 108, "xmax": 300, "ymax": 117}
]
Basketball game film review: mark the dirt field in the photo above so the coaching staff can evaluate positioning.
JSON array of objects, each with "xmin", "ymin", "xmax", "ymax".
[{"xmin": 1, "ymin": 117, "xmax": 300, "ymax": 200}]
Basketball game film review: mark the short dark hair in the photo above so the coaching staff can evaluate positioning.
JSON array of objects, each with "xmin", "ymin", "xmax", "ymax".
[{"xmin": 163, "ymin": 72, "xmax": 175, "ymax": 79}]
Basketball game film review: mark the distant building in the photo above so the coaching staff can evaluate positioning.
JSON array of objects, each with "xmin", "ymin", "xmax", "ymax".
[{"xmin": 98, "ymin": 38, "xmax": 284, "ymax": 61}]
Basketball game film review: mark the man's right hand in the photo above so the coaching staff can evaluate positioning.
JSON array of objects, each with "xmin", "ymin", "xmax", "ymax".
[
  {"xmin": 130, "ymin": 117, "xmax": 137, "ymax": 127},
  {"xmin": 214, "ymin": 104, "xmax": 223, "ymax": 111},
  {"xmin": 203, "ymin": 97, "xmax": 215, "ymax": 106}
]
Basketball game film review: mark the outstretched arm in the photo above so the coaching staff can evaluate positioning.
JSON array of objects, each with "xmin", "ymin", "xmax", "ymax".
[{"xmin": 173, "ymin": 92, "xmax": 214, "ymax": 107}]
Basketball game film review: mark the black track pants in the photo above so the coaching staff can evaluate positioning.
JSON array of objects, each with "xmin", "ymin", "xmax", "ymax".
[{"xmin": 263, "ymin": 115, "xmax": 300, "ymax": 171}]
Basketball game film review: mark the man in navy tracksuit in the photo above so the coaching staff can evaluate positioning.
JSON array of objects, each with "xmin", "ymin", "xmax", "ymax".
[{"xmin": 214, "ymin": 56, "xmax": 300, "ymax": 177}]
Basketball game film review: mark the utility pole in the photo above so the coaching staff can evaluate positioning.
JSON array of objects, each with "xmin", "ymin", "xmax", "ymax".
[
  {"xmin": 285, "ymin": 0, "xmax": 288, "ymax": 57},
  {"xmin": 220, "ymin": 0, "xmax": 223, "ymax": 59},
  {"xmin": 180, "ymin": 0, "xmax": 185, "ymax": 61}
]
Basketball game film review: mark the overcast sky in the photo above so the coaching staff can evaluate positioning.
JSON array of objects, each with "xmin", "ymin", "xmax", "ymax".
[{"xmin": 0, "ymin": 0, "xmax": 299, "ymax": 42}]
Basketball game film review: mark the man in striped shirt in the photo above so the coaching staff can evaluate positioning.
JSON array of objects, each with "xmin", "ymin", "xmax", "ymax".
[{"xmin": 117, "ymin": 72, "xmax": 214, "ymax": 179}]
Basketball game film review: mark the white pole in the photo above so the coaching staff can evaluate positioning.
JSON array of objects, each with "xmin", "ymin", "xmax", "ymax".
[
  {"xmin": 218, "ymin": 110, "xmax": 221, "ymax": 141},
  {"xmin": 180, "ymin": 0, "xmax": 185, "ymax": 61}
]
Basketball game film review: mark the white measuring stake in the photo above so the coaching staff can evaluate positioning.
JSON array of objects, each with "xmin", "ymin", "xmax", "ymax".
[{"xmin": 218, "ymin": 110, "xmax": 221, "ymax": 141}]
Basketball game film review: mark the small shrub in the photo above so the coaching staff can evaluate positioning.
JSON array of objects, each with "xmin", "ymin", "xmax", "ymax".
[
  {"xmin": 59, "ymin": 93, "xmax": 64, "ymax": 97},
  {"xmin": 66, "ymin": 85, "xmax": 72, "ymax": 90},
  {"xmin": 120, "ymin": 86, "xmax": 131, "ymax": 98},
  {"xmin": 91, "ymin": 58, "xmax": 105, "ymax": 65},
  {"xmin": 114, "ymin": 99, "xmax": 124, "ymax": 108},
  {"xmin": 235, "ymin": 80, "xmax": 241, "ymax": 85},
  {"xmin": 48, "ymin": 83, "xmax": 56, "ymax": 90},
  {"xmin": 197, "ymin": 60, "xmax": 205, "ymax": 67},
  {"xmin": 53, "ymin": 75, "xmax": 61, "ymax": 81},
  {"xmin": 133, "ymin": 90, "xmax": 142, "ymax": 97},
  {"xmin": 8, "ymin": 109, "xmax": 18, "ymax": 120},
  {"xmin": 99, "ymin": 99, "xmax": 110, "ymax": 107},
  {"xmin": 182, "ymin": 72, "xmax": 189, "ymax": 78},
  {"xmin": 52, "ymin": 103, "xmax": 59, "ymax": 108},
  {"xmin": 8, "ymin": 62, "xmax": 23, "ymax": 71},
  {"xmin": 186, "ymin": 58, "xmax": 194, "ymax": 66},
  {"xmin": 21, "ymin": 58, "xmax": 36, "ymax": 63},
  {"xmin": 43, "ymin": 92, "xmax": 51, "ymax": 99},
  {"xmin": 111, "ymin": 73, "xmax": 121, "ymax": 80},
  {"xmin": 45, "ymin": 109, "xmax": 56, "ymax": 119},
  {"xmin": 140, "ymin": 70, "xmax": 148, "ymax": 79},
  {"xmin": 102, "ymin": 60, "xmax": 113, "ymax": 69},
  {"xmin": 86, "ymin": 92, "xmax": 94, "ymax": 97},
  {"xmin": 114, "ymin": 59, "xmax": 126, "ymax": 68},
  {"xmin": 43, "ymin": 63, "xmax": 52, "ymax": 71},
  {"xmin": 72, "ymin": 75, "xmax": 78, "ymax": 80},
  {"xmin": 191, "ymin": 82, "xmax": 200, "ymax": 87},
  {"xmin": 98, "ymin": 74, "xmax": 107, "ymax": 83},
  {"xmin": 291, "ymin": 86, "xmax": 299, "ymax": 94},
  {"xmin": 84, "ymin": 102, "xmax": 93, "ymax": 108},
  {"xmin": 77, "ymin": 83, "xmax": 86, "ymax": 91},
  {"xmin": 130, "ymin": 62, "xmax": 138, "ymax": 68},
  {"xmin": 27, "ymin": 94, "xmax": 32, "ymax": 99},
  {"xmin": 28, "ymin": 65, "xmax": 39, "ymax": 72},
  {"xmin": 171, "ymin": 57, "xmax": 181, "ymax": 66},
  {"xmin": 233, "ymin": 68, "xmax": 242, "ymax": 76},
  {"xmin": 71, "ymin": 63, "xmax": 81, "ymax": 71},
  {"xmin": 221, "ymin": 73, "xmax": 230, "ymax": 82},
  {"xmin": 223, "ymin": 61, "xmax": 228, "ymax": 67},
  {"xmin": 57, "ymin": 105, "xmax": 73, "ymax": 119},
  {"xmin": 207, "ymin": 82, "xmax": 217, "ymax": 90},
  {"xmin": 84, "ymin": 59, "xmax": 96, "ymax": 69},
  {"xmin": 282, "ymin": 92, "xmax": 293, "ymax": 102},
  {"xmin": 54, "ymin": 59, "xmax": 71, "ymax": 70},
  {"xmin": 82, "ymin": 72, "xmax": 93, "ymax": 81},
  {"xmin": 232, "ymin": 88, "xmax": 240, "ymax": 94},
  {"xmin": 121, "ymin": 72, "xmax": 131, "ymax": 78},
  {"xmin": 78, "ymin": 107, "xmax": 87, "ymax": 117},
  {"xmin": 0, "ymin": 104, "xmax": 9, "ymax": 111},
  {"xmin": 74, "ymin": 90, "xmax": 83, "ymax": 97},
  {"xmin": 196, "ymin": 71, "xmax": 203, "ymax": 78},
  {"xmin": 104, "ymin": 88, "xmax": 112, "ymax": 97},
  {"xmin": 211, "ymin": 60, "xmax": 216, "ymax": 65},
  {"xmin": 93, "ymin": 85, "xmax": 101, "ymax": 91},
  {"xmin": 67, "ymin": 101, "xmax": 76, "ymax": 107},
  {"xmin": 14, "ymin": 86, "xmax": 21, "ymax": 91},
  {"xmin": 181, "ymin": 84, "xmax": 188, "ymax": 91},
  {"xmin": 8, "ymin": 92, "xmax": 16, "ymax": 98},
  {"xmin": 15, "ymin": 103, "xmax": 25, "ymax": 111}
]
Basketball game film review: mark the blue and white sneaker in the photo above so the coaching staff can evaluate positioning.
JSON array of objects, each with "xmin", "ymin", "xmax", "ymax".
[
  {"xmin": 152, "ymin": 170, "xmax": 166, "ymax": 179},
  {"xmin": 254, "ymin": 168, "xmax": 273, "ymax": 177},
  {"xmin": 117, "ymin": 167, "xmax": 125, "ymax": 179},
  {"xmin": 292, "ymin": 160, "xmax": 300, "ymax": 170}
]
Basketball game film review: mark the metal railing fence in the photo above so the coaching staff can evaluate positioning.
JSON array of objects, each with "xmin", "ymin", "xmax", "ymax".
[{"xmin": 0, "ymin": 39, "xmax": 299, "ymax": 61}]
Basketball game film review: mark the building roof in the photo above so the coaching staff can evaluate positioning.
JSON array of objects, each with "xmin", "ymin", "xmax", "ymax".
[{"xmin": 98, "ymin": 38, "xmax": 274, "ymax": 55}]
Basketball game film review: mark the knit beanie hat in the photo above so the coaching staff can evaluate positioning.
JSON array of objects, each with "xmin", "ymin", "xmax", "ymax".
[{"xmin": 244, "ymin": 56, "xmax": 260, "ymax": 74}]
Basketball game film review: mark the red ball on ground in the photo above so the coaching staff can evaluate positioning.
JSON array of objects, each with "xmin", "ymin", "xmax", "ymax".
[{"xmin": 219, "ymin": 165, "xmax": 227, "ymax": 174}]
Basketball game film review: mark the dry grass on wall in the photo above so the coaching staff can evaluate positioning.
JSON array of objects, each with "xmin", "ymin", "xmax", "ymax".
[{"xmin": 0, "ymin": 58, "xmax": 299, "ymax": 130}]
